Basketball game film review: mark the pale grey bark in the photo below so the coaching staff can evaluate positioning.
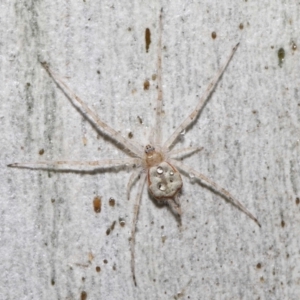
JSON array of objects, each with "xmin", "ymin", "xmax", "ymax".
[{"xmin": 1, "ymin": 1, "xmax": 300, "ymax": 299}]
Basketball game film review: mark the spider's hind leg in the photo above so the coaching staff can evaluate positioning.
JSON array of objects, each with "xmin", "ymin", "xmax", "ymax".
[{"xmin": 170, "ymin": 159, "xmax": 261, "ymax": 227}]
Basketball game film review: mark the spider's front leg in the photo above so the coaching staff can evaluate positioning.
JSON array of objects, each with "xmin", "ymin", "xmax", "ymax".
[
  {"xmin": 40, "ymin": 62, "xmax": 143, "ymax": 158},
  {"xmin": 163, "ymin": 43, "xmax": 240, "ymax": 151}
]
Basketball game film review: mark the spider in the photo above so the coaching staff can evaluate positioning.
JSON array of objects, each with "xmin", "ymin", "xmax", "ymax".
[{"xmin": 9, "ymin": 10, "xmax": 260, "ymax": 286}]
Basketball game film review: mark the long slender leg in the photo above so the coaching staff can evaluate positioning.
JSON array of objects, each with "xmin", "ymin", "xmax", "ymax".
[
  {"xmin": 127, "ymin": 168, "xmax": 143, "ymax": 200},
  {"xmin": 169, "ymin": 159, "xmax": 261, "ymax": 227},
  {"xmin": 163, "ymin": 43, "xmax": 240, "ymax": 150},
  {"xmin": 154, "ymin": 8, "xmax": 163, "ymax": 146},
  {"xmin": 169, "ymin": 147, "xmax": 203, "ymax": 160},
  {"xmin": 8, "ymin": 158, "xmax": 141, "ymax": 171},
  {"xmin": 40, "ymin": 62, "xmax": 143, "ymax": 157},
  {"xmin": 130, "ymin": 173, "xmax": 146, "ymax": 286}
]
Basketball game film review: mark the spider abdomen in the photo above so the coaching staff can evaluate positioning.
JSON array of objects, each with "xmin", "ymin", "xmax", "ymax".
[{"xmin": 147, "ymin": 161, "xmax": 183, "ymax": 200}]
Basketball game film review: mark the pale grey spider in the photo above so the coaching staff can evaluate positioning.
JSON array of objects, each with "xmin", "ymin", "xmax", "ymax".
[{"xmin": 9, "ymin": 11, "xmax": 260, "ymax": 286}]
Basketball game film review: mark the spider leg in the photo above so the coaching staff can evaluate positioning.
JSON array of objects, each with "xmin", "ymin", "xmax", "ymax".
[
  {"xmin": 127, "ymin": 168, "xmax": 143, "ymax": 200},
  {"xmin": 8, "ymin": 158, "xmax": 141, "ymax": 171},
  {"xmin": 130, "ymin": 173, "xmax": 146, "ymax": 286},
  {"xmin": 169, "ymin": 159, "xmax": 261, "ymax": 227},
  {"xmin": 163, "ymin": 43, "xmax": 240, "ymax": 150},
  {"xmin": 40, "ymin": 62, "xmax": 143, "ymax": 158},
  {"xmin": 153, "ymin": 8, "xmax": 163, "ymax": 146},
  {"xmin": 169, "ymin": 147, "xmax": 203, "ymax": 160}
]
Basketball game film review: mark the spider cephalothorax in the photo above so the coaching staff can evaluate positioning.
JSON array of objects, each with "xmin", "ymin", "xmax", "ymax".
[{"xmin": 144, "ymin": 144, "xmax": 164, "ymax": 167}]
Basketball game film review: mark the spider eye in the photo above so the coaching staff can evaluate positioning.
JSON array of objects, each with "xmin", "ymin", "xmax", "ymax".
[{"xmin": 145, "ymin": 144, "xmax": 155, "ymax": 153}]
